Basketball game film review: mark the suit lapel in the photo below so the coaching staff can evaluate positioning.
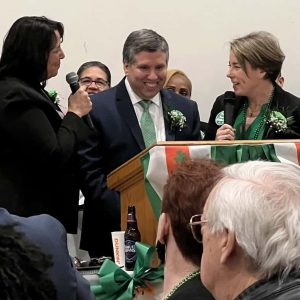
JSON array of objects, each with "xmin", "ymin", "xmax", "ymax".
[
  {"xmin": 161, "ymin": 90, "xmax": 175, "ymax": 141},
  {"xmin": 115, "ymin": 78, "xmax": 145, "ymax": 150}
]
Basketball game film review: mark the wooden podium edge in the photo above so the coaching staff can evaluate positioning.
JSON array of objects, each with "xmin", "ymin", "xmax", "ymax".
[{"xmin": 108, "ymin": 138, "xmax": 300, "ymax": 189}]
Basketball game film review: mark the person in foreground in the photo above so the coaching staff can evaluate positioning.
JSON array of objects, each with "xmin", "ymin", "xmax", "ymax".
[
  {"xmin": 205, "ymin": 31, "xmax": 300, "ymax": 140},
  {"xmin": 157, "ymin": 158, "xmax": 222, "ymax": 299},
  {"xmin": 77, "ymin": 60, "xmax": 111, "ymax": 96},
  {"xmin": 0, "ymin": 223, "xmax": 56, "ymax": 299},
  {"xmin": 0, "ymin": 208, "xmax": 95, "ymax": 300},
  {"xmin": 80, "ymin": 29, "xmax": 201, "ymax": 257},
  {"xmin": 0, "ymin": 16, "xmax": 92, "ymax": 233},
  {"xmin": 199, "ymin": 160, "xmax": 300, "ymax": 300}
]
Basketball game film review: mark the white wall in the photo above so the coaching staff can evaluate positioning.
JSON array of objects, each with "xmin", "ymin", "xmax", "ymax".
[{"xmin": 1, "ymin": 0, "xmax": 300, "ymax": 121}]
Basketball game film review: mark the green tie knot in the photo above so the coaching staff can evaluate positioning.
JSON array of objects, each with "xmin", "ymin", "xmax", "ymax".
[{"xmin": 139, "ymin": 100, "xmax": 151, "ymax": 111}]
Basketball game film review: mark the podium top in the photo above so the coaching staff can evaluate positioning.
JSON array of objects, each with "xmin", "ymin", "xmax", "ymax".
[{"xmin": 108, "ymin": 139, "xmax": 300, "ymax": 179}]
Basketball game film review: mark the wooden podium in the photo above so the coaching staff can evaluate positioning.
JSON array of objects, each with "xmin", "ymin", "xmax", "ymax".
[
  {"xmin": 107, "ymin": 140, "xmax": 300, "ymax": 247},
  {"xmin": 107, "ymin": 145, "xmax": 157, "ymax": 246}
]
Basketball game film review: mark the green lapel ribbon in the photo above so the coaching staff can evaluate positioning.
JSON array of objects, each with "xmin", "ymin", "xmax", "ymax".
[{"xmin": 91, "ymin": 242, "xmax": 164, "ymax": 300}]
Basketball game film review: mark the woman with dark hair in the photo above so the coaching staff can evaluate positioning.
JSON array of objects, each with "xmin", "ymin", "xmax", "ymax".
[
  {"xmin": 0, "ymin": 16, "xmax": 92, "ymax": 233},
  {"xmin": 0, "ymin": 223, "xmax": 57, "ymax": 300},
  {"xmin": 205, "ymin": 31, "xmax": 300, "ymax": 140},
  {"xmin": 77, "ymin": 61, "xmax": 111, "ymax": 96}
]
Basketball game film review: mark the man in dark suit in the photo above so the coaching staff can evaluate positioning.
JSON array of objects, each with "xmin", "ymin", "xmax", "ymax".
[
  {"xmin": 79, "ymin": 29, "xmax": 201, "ymax": 257},
  {"xmin": 0, "ymin": 208, "xmax": 95, "ymax": 300}
]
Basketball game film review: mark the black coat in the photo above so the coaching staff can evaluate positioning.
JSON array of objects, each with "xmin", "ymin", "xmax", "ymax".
[
  {"xmin": 236, "ymin": 272, "xmax": 300, "ymax": 300},
  {"xmin": 0, "ymin": 77, "xmax": 92, "ymax": 232},
  {"xmin": 205, "ymin": 84, "xmax": 300, "ymax": 140}
]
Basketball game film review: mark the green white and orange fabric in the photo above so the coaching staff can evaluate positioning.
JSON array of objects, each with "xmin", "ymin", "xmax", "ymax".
[{"xmin": 140, "ymin": 143, "xmax": 300, "ymax": 219}]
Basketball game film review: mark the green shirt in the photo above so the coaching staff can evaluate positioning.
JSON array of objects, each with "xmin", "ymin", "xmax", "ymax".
[{"xmin": 234, "ymin": 102, "xmax": 269, "ymax": 140}]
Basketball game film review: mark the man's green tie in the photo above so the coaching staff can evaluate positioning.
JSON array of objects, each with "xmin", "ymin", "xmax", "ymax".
[{"xmin": 139, "ymin": 100, "xmax": 157, "ymax": 147}]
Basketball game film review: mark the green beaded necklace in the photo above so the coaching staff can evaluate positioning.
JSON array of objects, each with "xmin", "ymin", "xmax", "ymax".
[
  {"xmin": 164, "ymin": 270, "xmax": 200, "ymax": 300},
  {"xmin": 240, "ymin": 87, "xmax": 274, "ymax": 140}
]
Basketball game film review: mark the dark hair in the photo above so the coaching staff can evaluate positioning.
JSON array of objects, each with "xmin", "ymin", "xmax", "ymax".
[
  {"xmin": 77, "ymin": 61, "xmax": 111, "ymax": 87},
  {"xmin": 162, "ymin": 158, "xmax": 223, "ymax": 265},
  {"xmin": 0, "ymin": 16, "xmax": 64, "ymax": 87},
  {"xmin": 0, "ymin": 223, "xmax": 56, "ymax": 299},
  {"xmin": 122, "ymin": 29, "xmax": 169, "ymax": 64}
]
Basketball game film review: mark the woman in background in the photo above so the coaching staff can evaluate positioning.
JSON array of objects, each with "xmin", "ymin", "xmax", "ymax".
[
  {"xmin": 0, "ymin": 16, "xmax": 92, "ymax": 233},
  {"xmin": 77, "ymin": 61, "xmax": 111, "ymax": 96},
  {"xmin": 164, "ymin": 69, "xmax": 192, "ymax": 98},
  {"xmin": 164, "ymin": 68, "xmax": 207, "ymax": 137},
  {"xmin": 205, "ymin": 31, "xmax": 300, "ymax": 140}
]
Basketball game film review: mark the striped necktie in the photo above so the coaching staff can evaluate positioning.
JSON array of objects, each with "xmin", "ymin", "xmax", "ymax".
[{"xmin": 139, "ymin": 100, "xmax": 157, "ymax": 147}]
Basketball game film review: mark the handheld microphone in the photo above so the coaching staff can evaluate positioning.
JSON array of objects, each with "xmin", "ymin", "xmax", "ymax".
[
  {"xmin": 66, "ymin": 72, "xmax": 94, "ymax": 130},
  {"xmin": 223, "ymin": 91, "xmax": 236, "ymax": 126}
]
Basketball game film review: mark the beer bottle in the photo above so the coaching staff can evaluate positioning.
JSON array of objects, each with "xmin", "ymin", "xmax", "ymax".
[{"xmin": 124, "ymin": 205, "xmax": 141, "ymax": 271}]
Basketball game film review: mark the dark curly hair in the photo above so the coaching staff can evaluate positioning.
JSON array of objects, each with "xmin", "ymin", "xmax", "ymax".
[{"xmin": 0, "ymin": 223, "xmax": 57, "ymax": 299}]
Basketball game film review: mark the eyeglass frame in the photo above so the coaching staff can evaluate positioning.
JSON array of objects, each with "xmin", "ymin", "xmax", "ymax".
[
  {"xmin": 78, "ymin": 77, "xmax": 109, "ymax": 88},
  {"xmin": 188, "ymin": 214, "xmax": 208, "ymax": 244}
]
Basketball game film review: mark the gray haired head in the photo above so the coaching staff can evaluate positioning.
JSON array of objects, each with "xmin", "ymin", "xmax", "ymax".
[
  {"xmin": 206, "ymin": 160, "xmax": 300, "ymax": 280},
  {"xmin": 122, "ymin": 29, "xmax": 169, "ymax": 65}
]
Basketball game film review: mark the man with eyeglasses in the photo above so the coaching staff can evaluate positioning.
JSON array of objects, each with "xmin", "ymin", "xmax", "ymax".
[
  {"xmin": 198, "ymin": 160, "xmax": 300, "ymax": 300},
  {"xmin": 77, "ymin": 61, "xmax": 111, "ymax": 96},
  {"xmin": 79, "ymin": 29, "xmax": 202, "ymax": 258}
]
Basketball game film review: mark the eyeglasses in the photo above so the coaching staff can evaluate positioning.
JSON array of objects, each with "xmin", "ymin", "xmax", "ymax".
[
  {"xmin": 188, "ymin": 214, "xmax": 208, "ymax": 244},
  {"xmin": 79, "ymin": 78, "xmax": 108, "ymax": 88}
]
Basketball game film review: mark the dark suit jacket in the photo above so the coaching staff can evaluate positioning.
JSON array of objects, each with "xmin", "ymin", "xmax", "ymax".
[
  {"xmin": 205, "ymin": 84, "xmax": 300, "ymax": 140},
  {"xmin": 0, "ymin": 77, "xmax": 92, "ymax": 233},
  {"xmin": 80, "ymin": 78, "xmax": 201, "ymax": 256},
  {"xmin": 0, "ymin": 208, "xmax": 95, "ymax": 300}
]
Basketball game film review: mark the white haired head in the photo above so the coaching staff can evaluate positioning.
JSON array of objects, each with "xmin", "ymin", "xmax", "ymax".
[{"xmin": 206, "ymin": 160, "xmax": 300, "ymax": 279}]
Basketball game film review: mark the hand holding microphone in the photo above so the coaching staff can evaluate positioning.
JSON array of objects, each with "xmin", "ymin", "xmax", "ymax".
[
  {"xmin": 216, "ymin": 91, "xmax": 236, "ymax": 141},
  {"xmin": 66, "ymin": 72, "xmax": 94, "ymax": 129},
  {"xmin": 224, "ymin": 91, "xmax": 235, "ymax": 126},
  {"xmin": 216, "ymin": 124, "xmax": 235, "ymax": 140}
]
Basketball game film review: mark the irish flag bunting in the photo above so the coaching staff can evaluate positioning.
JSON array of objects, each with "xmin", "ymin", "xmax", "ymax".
[{"xmin": 140, "ymin": 142, "xmax": 300, "ymax": 219}]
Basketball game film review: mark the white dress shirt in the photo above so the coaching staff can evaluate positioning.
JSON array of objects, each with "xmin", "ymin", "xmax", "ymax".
[{"xmin": 125, "ymin": 78, "xmax": 166, "ymax": 142}]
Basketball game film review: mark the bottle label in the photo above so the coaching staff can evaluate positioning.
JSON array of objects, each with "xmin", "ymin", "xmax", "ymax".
[{"xmin": 125, "ymin": 240, "xmax": 137, "ymax": 263}]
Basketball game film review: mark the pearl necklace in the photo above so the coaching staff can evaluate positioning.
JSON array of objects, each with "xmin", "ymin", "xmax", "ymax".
[{"xmin": 164, "ymin": 270, "xmax": 200, "ymax": 300}]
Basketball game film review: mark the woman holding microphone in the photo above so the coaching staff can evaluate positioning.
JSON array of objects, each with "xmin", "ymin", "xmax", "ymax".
[
  {"xmin": 205, "ymin": 31, "xmax": 300, "ymax": 141},
  {"xmin": 0, "ymin": 16, "xmax": 92, "ymax": 233}
]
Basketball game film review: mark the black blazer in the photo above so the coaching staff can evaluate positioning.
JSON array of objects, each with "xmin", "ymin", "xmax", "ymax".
[
  {"xmin": 205, "ymin": 84, "xmax": 300, "ymax": 140},
  {"xmin": 79, "ymin": 77, "xmax": 201, "ymax": 256},
  {"xmin": 0, "ymin": 77, "xmax": 92, "ymax": 233}
]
